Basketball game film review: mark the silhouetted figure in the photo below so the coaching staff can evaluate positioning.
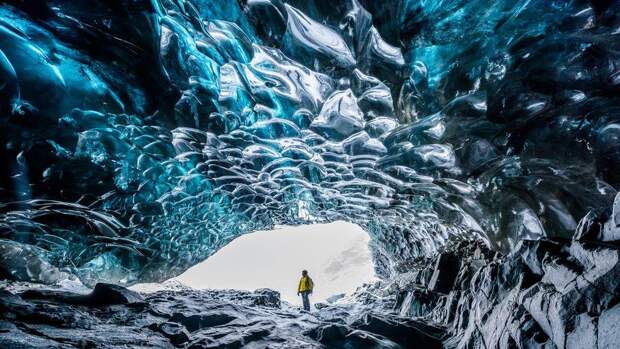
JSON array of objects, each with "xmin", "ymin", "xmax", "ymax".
[{"xmin": 297, "ymin": 270, "xmax": 314, "ymax": 311}]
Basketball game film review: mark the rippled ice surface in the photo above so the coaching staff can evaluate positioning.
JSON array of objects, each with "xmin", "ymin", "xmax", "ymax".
[{"xmin": 0, "ymin": 0, "xmax": 619, "ymax": 286}]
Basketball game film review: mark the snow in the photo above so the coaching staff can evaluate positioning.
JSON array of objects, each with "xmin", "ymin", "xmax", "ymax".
[{"xmin": 132, "ymin": 221, "xmax": 376, "ymax": 305}]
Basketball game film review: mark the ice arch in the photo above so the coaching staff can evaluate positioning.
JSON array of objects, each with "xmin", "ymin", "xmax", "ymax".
[
  {"xmin": 0, "ymin": 0, "xmax": 619, "ymax": 286},
  {"xmin": 132, "ymin": 222, "xmax": 376, "ymax": 304}
]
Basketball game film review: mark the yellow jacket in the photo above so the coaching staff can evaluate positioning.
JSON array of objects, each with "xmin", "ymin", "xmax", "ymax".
[{"xmin": 298, "ymin": 276, "xmax": 314, "ymax": 293}]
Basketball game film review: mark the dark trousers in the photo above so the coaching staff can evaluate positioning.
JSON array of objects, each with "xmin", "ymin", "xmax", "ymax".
[{"xmin": 301, "ymin": 291, "xmax": 311, "ymax": 311}]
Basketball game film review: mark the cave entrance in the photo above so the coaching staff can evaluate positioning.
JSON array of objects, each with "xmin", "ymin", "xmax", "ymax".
[{"xmin": 141, "ymin": 221, "xmax": 376, "ymax": 305}]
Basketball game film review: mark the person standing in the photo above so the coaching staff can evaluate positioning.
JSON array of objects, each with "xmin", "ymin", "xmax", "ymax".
[{"xmin": 297, "ymin": 270, "xmax": 314, "ymax": 311}]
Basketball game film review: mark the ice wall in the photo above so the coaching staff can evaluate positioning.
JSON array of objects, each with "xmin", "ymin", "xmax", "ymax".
[{"xmin": 0, "ymin": 0, "xmax": 619, "ymax": 285}]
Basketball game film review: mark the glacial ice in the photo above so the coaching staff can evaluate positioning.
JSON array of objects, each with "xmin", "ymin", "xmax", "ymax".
[
  {"xmin": 283, "ymin": 4, "xmax": 357, "ymax": 70},
  {"xmin": 0, "ymin": 0, "xmax": 619, "ymax": 287}
]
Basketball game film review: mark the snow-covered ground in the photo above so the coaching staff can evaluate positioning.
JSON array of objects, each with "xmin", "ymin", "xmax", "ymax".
[{"xmin": 131, "ymin": 221, "xmax": 376, "ymax": 304}]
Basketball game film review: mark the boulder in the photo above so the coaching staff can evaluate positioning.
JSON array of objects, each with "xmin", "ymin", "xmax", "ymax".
[
  {"xmin": 170, "ymin": 312, "xmax": 237, "ymax": 332},
  {"xmin": 88, "ymin": 283, "xmax": 144, "ymax": 305},
  {"xmin": 148, "ymin": 322, "xmax": 191, "ymax": 346},
  {"xmin": 307, "ymin": 323, "xmax": 402, "ymax": 349},
  {"xmin": 252, "ymin": 288, "xmax": 281, "ymax": 308},
  {"xmin": 349, "ymin": 313, "xmax": 444, "ymax": 349},
  {"xmin": 21, "ymin": 283, "xmax": 143, "ymax": 306}
]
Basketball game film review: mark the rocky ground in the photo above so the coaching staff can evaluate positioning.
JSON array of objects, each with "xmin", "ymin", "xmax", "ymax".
[
  {"xmin": 0, "ymin": 281, "xmax": 443, "ymax": 348},
  {"xmin": 2, "ymin": 199, "xmax": 620, "ymax": 348},
  {"xmin": 389, "ymin": 196, "xmax": 620, "ymax": 349}
]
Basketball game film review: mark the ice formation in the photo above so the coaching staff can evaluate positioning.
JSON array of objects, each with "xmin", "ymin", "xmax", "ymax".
[{"xmin": 1, "ymin": 0, "xmax": 619, "ymax": 287}]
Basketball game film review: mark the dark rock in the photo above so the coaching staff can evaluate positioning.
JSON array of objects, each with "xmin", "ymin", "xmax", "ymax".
[
  {"xmin": 306, "ymin": 322, "xmax": 351, "ymax": 343},
  {"xmin": 148, "ymin": 322, "xmax": 191, "ymax": 346},
  {"xmin": 314, "ymin": 302, "xmax": 329, "ymax": 309},
  {"xmin": 21, "ymin": 283, "xmax": 143, "ymax": 306},
  {"xmin": 4, "ymin": 202, "xmax": 620, "ymax": 349},
  {"xmin": 389, "ymin": 216, "xmax": 620, "ymax": 349},
  {"xmin": 428, "ymin": 252, "xmax": 461, "ymax": 294},
  {"xmin": 574, "ymin": 209, "xmax": 606, "ymax": 242},
  {"xmin": 3, "ymin": 231, "xmax": 620, "ymax": 349},
  {"xmin": 89, "ymin": 283, "xmax": 144, "ymax": 305},
  {"xmin": 517, "ymin": 239, "xmax": 562, "ymax": 275},
  {"xmin": 0, "ymin": 320, "xmax": 16, "ymax": 333},
  {"xmin": 307, "ymin": 323, "xmax": 402, "ymax": 349},
  {"xmin": 395, "ymin": 288, "xmax": 438, "ymax": 317},
  {"xmin": 574, "ymin": 192, "xmax": 620, "ymax": 243},
  {"xmin": 613, "ymin": 193, "xmax": 620, "ymax": 227},
  {"xmin": 1, "ymin": 287, "xmax": 312, "ymax": 348},
  {"xmin": 0, "ymin": 326, "xmax": 68, "ymax": 348},
  {"xmin": 187, "ymin": 327, "xmax": 271, "ymax": 349},
  {"xmin": 20, "ymin": 289, "xmax": 78, "ymax": 302},
  {"xmin": 252, "ymin": 288, "xmax": 281, "ymax": 308},
  {"xmin": 349, "ymin": 313, "xmax": 444, "ymax": 349},
  {"xmin": 170, "ymin": 312, "xmax": 237, "ymax": 332},
  {"xmin": 0, "ymin": 289, "xmax": 34, "ymax": 315},
  {"xmin": 1, "ymin": 289, "xmax": 93, "ymax": 328}
]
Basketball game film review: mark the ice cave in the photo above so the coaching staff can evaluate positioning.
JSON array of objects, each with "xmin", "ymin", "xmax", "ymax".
[
  {"xmin": 131, "ymin": 222, "xmax": 377, "ymax": 304},
  {"xmin": 1, "ymin": 0, "xmax": 620, "ymax": 347}
]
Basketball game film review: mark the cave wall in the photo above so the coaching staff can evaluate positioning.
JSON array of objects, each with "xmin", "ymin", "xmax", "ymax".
[{"xmin": 0, "ymin": 0, "xmax": 619, "ymax": 285}]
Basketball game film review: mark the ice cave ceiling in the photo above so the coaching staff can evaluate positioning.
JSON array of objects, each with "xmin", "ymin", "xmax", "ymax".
[{"xmin": 0, "ymin": 0, "xmax": 619, "ymax": 286}]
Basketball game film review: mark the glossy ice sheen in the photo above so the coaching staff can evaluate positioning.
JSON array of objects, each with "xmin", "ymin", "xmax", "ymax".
[
  {"xmin": 0, "ymin": 0, "xmax": 619, "ymax": 285},
  {"xmin": 283, "ymin": 4, "xmax": 356, "ymax": 69}
]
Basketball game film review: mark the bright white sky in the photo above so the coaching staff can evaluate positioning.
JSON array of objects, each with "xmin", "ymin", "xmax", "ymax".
[{"xmin": 133, "ymin": 221, "xmax": 376, "ymax": 305}]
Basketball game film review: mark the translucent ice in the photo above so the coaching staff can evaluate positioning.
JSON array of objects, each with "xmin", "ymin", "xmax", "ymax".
[{"xmin": 0, "ymin": 0, "xmax": 619, "ymax": 285}]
